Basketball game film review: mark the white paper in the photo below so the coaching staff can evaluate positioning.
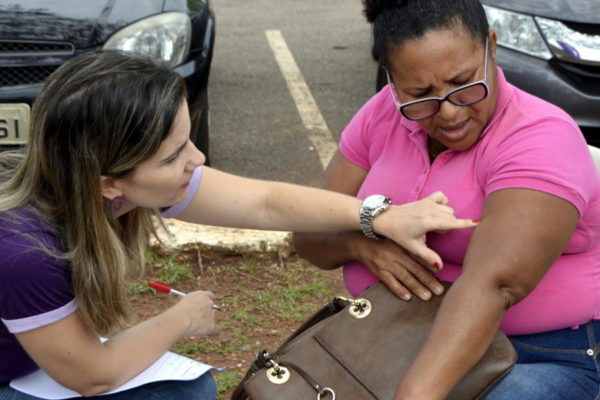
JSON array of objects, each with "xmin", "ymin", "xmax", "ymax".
[{"xmin": 9, "ymin": 351, "xmax": 225, "ymax": 399}]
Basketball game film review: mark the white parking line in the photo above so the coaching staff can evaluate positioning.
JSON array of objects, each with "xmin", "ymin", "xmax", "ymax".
[{"xmin": 265, "ymin": 29, "xmax": 337, "ymax": 170}]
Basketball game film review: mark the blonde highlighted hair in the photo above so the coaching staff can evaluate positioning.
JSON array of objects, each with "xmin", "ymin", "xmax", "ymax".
[{"xmin": 0, "ymin": 51, "xmax": 187, "ymax": 335}]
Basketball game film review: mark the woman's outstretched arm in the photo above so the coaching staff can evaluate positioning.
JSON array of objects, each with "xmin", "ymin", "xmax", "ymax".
[{"xmin": 176, "ymin": 163, "xmax": 477, "ymax": 270}]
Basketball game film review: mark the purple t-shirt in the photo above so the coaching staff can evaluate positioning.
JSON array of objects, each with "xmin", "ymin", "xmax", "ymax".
[
  {"xmin": 0, "ymin": 168, "xmax": 203, "ymax": 383},
  {"xmin": 340, "ymin": 68, "xmax": 600, "ymax": 335}
]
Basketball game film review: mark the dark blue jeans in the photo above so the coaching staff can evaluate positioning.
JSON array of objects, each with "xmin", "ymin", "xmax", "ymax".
[
  {"xmin": 486, "ymin": 321, "xmax": 600, "ymax": 399},
  {"xmin": 0, "ymin": 372, "xmax": 217, "ymax": 400}
]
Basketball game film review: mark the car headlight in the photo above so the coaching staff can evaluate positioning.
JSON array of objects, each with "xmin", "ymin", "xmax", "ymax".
[
  {"xmin": 103, "ymin": 12, "xmax": 191, "ymax": 67},
  {"xmin": 483, "ymin": 5, "xmax": 552, "ymax": 60},
  {"xmin": 536, "ymin": 17, "xmax": 600, "ymax": 64}
]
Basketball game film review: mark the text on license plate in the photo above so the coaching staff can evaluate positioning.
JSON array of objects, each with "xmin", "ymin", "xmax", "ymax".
[{"xmin": 0, "ymin": 103, "xmax": 30, "ymax": 145}]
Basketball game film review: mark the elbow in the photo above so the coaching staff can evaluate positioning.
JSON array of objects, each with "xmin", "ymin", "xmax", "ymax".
[
  {"xmin": 497, "ymin": 279, "xmax": 534, "ymax": 310},
  {"xmin": 56, "ymin": 381, "xmax": 112, "ymax": 398},
  {"xmin": 292, "ymin": 232, "xmax": 314, "ymax": 260},
  {"xmin": 55, "ymin": 372, "xmax": 118, "ymax": 397},
  {"xmin": 292, "ymin": 231, "xmax": 342, "ymax": 270},
  {"xmin": 78, "ymin": 384, "xmax": 113, "ymax": 398}
]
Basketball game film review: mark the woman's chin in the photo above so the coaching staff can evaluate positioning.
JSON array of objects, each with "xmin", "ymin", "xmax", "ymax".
[{"xmin": 435, "ymin": 120, "xmax": 480, "ymax": 150}]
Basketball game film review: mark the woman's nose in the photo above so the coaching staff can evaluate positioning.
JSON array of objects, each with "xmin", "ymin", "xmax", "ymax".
[
  {"xmin": 436, "ymin": 99, "xmax": 462, "ymax": 121},
  {"xmin": 187, "ymin": 141, "xmax": 206, "ymax": 170}
]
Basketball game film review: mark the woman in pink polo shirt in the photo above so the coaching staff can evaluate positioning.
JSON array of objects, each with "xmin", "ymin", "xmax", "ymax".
[{"xmin": 294, "ymin": 0, "xmax": 600, "ymax": 399}]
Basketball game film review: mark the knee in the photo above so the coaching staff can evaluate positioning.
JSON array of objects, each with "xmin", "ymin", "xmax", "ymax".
[{"xmin": 193, "ymin": 372, "xmax": 217, "ymax": 399}]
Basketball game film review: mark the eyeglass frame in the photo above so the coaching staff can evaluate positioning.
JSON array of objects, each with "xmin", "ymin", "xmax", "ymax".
[{"xmin": 386, "ymin": 38, "xmax": 490, "ymax": 121}]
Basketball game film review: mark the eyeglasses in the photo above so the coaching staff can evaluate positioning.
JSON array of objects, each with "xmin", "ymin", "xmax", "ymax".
[{"xmin": 386, "ymin": 38, "xmax": 489, "ymax": 121}]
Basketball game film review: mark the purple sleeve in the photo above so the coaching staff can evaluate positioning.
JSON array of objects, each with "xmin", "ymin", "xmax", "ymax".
[
  {"xmin": 0, "ymin": 218, "xmax": 76, "ymax": 334},
  {"xmin": 161, "ymin": 166, "xmax": 203, "ymax": 218}
]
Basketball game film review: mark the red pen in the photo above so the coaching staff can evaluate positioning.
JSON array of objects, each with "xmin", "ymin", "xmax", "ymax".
[{"xmin": 149, "ymin": 281, "xmax": 222, "ymax": 311}]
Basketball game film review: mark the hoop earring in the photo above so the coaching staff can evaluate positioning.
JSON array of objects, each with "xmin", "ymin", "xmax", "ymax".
[{"xmin": 111, "ymin": 196, "xmax": 124, "ymax": 212}]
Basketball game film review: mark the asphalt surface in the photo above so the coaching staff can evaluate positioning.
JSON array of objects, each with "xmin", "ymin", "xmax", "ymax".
[{"xmin": 207, "ymin": 0, "xmax": 377, "ymax": 186}]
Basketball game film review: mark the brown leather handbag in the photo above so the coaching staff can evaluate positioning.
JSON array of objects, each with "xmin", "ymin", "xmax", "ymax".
[{"xmin": 232, "ymin": 281, "xmax": 517, "ymax": 400}]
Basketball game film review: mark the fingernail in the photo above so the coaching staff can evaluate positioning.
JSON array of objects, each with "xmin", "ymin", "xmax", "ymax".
[
  {"xmin": 434, "ymin": 262, "xmax": 442, "ymax": 271},
  {"xmin": 472, "ymin": 219, "xmax": 480, "ymax": 223},
  {"xmin": 433, "ymin": 285, "xmax": 443, "ymax": 295},
  {"xmin": 403, "ymin": 294, "xmax": 411, "ymax": 301}
]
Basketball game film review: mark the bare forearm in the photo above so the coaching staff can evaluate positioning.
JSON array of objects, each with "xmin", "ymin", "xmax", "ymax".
[
  {"xmin": 394, "ymin": 278, "xmax": 507, "ymax": 399},
  {"xmin": 293, "ymin": 230, "xmax": 366, "ymax": 269},
  {"xmin": 184, "ymin": 169, "xmax": 362, "ymax": 232},
  {"xmin": 82, "ymin": 308, "xmax": 190, "ymax": 395},
  {"xmin": 20, "ymin": 292, "xmax": 219, "ymax": 397},
  {"xmin": 261, "ymin": 181, "xmax": 362, "ymax": 232}
]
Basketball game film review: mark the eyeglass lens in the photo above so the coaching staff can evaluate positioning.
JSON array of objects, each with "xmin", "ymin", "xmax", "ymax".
[{"xmin": 402, "ymin": 83, "xmax": 487, "ymax": 120}]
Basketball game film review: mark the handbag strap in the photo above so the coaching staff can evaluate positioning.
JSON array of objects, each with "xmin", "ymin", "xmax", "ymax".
[
  {"xmin": 231, "ymin": 297, "xmax": 349, "ymax": 400},
  {"xmin": 281, "ymin": 297, "xmax": 350, "ymax": 345}
]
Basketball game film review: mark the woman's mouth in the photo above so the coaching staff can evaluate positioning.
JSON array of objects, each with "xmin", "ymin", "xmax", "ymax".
[
  {"xmin": 180, "ymin": 181, "xmax": 190, "ymax": 189},
  {"xmin": 437, "ymin": 120, "xmax": 469, "ymax": 142}
]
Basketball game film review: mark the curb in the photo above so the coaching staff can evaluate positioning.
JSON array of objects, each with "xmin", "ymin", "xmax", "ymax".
[{"xmin": 151, "ymin": 219, "xmax": 295, "ymax": 257}]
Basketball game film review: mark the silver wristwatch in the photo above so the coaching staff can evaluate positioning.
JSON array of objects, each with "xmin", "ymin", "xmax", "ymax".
[{"xmin": 359, "ymin": 194, "xmax": 392, "ymax": 240}]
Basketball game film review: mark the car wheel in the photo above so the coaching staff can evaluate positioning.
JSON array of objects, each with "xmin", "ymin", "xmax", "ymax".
[{"xmin": 190, "ymin": 86, "xmax": 210, "ymax": 165}]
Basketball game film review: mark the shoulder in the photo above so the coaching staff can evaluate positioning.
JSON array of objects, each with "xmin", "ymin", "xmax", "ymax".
[
  {"xmin": 482, "ymin": 68, "xmax": 583, "ymax": 155},
  {"xmin": 489, "ymin": 68, "xmax": 579, "ymax": 142},
  {"xmin": 344, "ymin": 86, "xmax": 399, "ymax": 138},
  {"xmin": 495, "ymin": 70, "xmax": 578, "ymax": 136},
  {"xmin": 0, "ymin": 209, "xmax": 62, "ymax": 259},
  {"xmin": 477, "ymin": 89, "xmax": 596, "ymax": 214},
  {"xmin": 340, "ymin": 87, "xmax": 410, "ymax": 169},
  {"xmin": 0, "ymin": 208, "xmax": 55, "ymax": 233}
]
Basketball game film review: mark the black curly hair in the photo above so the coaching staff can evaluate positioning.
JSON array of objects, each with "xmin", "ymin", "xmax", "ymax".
[{"xmin": 364, "ymin": 0, "xmax": 489, "ymax": 69}]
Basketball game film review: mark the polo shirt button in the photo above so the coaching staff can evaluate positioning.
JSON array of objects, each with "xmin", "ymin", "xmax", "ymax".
[
  {"xmin": 441, "ymin": 154, "xmax": 449, "ymax": 162},
  {"xmin": 415, "ymin": 185, "xmax": 421, "ymax": 192}
]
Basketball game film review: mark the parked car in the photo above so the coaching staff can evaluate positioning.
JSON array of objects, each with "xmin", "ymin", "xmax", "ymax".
[
  {"xmin": 0, "ymin": 0, "xmax": 215, "ymax": 162},
  {"xmin": 374, "ymin": 0, "xmax": 600, "ymax": 146}
]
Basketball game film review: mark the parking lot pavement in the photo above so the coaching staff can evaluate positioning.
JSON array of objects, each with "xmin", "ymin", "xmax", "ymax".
[
  {"xmin": 166, "ymin": 1, "xmax": 375, "ymax": 254},
  {"xmin": 208, "ymin": 0, "xmax": 375, "ymax": 185}
]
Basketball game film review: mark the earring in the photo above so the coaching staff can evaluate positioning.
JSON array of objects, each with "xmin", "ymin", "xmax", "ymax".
[{"xmin": 111, "ymin": 196, "xmax": 124, "ymax": 212}]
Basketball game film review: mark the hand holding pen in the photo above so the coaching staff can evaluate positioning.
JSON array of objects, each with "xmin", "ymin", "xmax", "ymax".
[{"xmin": 149, "ymin": 281, "xmax": 223, "ymax": 311}]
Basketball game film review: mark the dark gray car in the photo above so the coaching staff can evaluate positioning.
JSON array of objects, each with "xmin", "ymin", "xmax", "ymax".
[
  {"xmin": 483, "ymin": 0, "xmax": 600, "ymax": 145},
  {"xmin": 0, "ymin": 0, "xmax": 215, "ymax": 161}
]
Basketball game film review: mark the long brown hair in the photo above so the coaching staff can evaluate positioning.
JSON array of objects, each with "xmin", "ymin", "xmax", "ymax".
[{"xmin": 0, "ymin": 51, "xmax": 187, "ymax": 335}]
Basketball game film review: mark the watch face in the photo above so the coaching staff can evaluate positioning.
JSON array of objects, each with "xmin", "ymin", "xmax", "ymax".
[{"xmin": 363, "ymin": 194, "xmax": 389, "ymax": 210}]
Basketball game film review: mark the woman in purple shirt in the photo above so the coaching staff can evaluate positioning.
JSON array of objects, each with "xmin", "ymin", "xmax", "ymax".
[
  {"xmin": 0, "ymin": 50, "xmax": 475, "ymax": 399},
  {"xmin": 294, "ymin": 0, "xmax": 600, "ymax": 399}
]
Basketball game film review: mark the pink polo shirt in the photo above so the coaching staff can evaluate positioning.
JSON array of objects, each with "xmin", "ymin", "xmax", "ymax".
[{"xmin": 340, "ymin": 68, "xmax": 600, "ymax": 335}]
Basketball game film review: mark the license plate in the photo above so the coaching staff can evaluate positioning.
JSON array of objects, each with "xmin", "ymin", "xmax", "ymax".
[{"xmin": 0, "ymin": 103, "xmax": 30, "ymax": 145}]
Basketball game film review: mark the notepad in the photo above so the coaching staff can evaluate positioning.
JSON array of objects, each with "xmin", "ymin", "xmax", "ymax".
[{"xmin": 10, "ymin": 350, "xmax": 225, "ymax": 399}]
